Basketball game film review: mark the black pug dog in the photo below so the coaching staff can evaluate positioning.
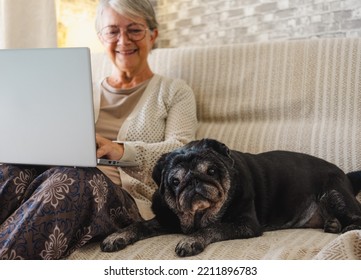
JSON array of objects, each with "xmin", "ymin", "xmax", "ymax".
[{"xmin": 101, "ymin": 138, "xmax": 361, "ymax": 257}]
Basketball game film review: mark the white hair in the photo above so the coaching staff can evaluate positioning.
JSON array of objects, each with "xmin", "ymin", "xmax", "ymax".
[{"xmin": 95, "ymin": 0, "xmax": 158, "ymax": 32}]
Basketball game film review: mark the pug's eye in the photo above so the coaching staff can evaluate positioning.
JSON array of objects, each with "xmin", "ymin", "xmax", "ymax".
[
  {"xmin": 207, "ymin": 168, "xmax": 216, "ymax": 176},
  {"xmin": 171, "ymin": 178, "xmax": 180, "ymax": 187}
]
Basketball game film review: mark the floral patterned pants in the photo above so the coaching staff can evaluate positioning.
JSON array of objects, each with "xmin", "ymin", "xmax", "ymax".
[{"xmin": 0, "ymin": 165, "xmax": 142, "ymax": 259}]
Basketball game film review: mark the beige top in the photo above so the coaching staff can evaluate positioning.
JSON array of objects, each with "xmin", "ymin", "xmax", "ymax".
[
  {"xmin": 92, "ymin": 74, "xmax": 197, "ymax": 219},
  {"xmin": 95, "ymin": 78, "xmax": 150, "ymax": 185}
]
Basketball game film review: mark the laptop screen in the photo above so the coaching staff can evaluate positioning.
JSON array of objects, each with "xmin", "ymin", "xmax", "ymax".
[{"xmin": 0, "ymin": 47, "xmax": 97, "ymax": 167}]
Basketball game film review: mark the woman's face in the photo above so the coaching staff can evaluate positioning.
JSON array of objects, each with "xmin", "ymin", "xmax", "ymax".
[{"xmin": 98, "ymin": 7, "xmax": 157, "ymax": 76}]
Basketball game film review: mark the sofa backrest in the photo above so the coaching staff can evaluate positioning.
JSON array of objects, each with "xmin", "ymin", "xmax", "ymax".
[{"xmin": 91, "ymin": 38, "xmax": 361, "ymax": 172}]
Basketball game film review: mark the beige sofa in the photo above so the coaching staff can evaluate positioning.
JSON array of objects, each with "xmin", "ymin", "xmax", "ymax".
[{"xmin": 68, "ymin": 38, "xmax": 361, "ymax": 260}]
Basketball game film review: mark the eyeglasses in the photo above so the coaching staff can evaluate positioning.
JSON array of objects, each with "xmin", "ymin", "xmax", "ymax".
[{"xmin": 99, "ymin": 24, "xmax": 149, "ymax": 43}]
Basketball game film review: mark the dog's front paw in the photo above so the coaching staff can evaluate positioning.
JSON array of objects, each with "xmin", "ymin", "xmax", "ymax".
[
  {"xmin": 324, "ymin": 218, "xmax": 342, "ymax": 233},
  {"xmin": 175, "ymin": 237, "xmax": 205, "ymax": 257},
  {"xmin": 101, "ymin": 231, "xmax": 131, "ymax": 252}
]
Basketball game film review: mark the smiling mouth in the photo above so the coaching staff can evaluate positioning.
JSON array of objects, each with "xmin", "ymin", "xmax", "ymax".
[{"xmin": 116, "ymin": 49, "xmax": 137, "ymax": 55}]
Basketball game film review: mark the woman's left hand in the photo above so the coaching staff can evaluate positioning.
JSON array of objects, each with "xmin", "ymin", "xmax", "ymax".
[{"xmin": 96, "ymin": 134, "xmax": 124, "ymax": 160}]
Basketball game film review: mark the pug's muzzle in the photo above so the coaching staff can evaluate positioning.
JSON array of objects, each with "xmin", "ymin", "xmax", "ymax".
[{"xmin": 172, "ymin": 168, "xmax": 228, "ymax": 233}]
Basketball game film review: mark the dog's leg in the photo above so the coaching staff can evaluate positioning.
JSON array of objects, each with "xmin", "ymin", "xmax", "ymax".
[
  {"xmin": 101, "ymin": 218, "xmax": 171, "ymax": 252},
  {"xmin": 175, "ymin": 222, "xmax": 262, "ymax": 257},
  {"xmin": 319, "ymin": 189, "xmax": 361, "ymax": 233}
]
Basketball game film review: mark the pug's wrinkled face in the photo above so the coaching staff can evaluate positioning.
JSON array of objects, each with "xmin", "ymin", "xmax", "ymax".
[{"xmin": 161, "ymin": 151, "xmax": 232, "ymax": 233}]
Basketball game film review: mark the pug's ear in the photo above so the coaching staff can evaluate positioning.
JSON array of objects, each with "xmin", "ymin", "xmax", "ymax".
[
  {"xmin": 152, "ymin": 153, "xmax": 169, "ymax": 193},
  {"xmin": 200, "ymin": 138, "xmax": 231, "ymax": 158},
  {"xmin": 157, "ymin": 170, "xmax": 167, "ymax": 195}
]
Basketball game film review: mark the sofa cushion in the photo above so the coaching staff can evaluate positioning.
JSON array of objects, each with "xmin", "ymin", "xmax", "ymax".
[{"xmin": 147, "ymin": 39, "xmax": 361, "ymax": 173}]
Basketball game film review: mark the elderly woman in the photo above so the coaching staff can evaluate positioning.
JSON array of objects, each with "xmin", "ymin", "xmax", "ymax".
[{"xmin": 0, "ymin": 0, "xmax": 197, "ymax": 259}]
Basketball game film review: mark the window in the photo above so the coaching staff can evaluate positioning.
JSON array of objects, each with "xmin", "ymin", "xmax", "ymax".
[{"xmin": 56, "ymin": 0, "xmax": 102, "ymax": 52}]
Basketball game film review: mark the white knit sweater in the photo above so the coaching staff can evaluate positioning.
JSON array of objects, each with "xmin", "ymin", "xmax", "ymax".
[{"xmin": 93, "ymin": 74, "xmax": 198, "ymax": 218}]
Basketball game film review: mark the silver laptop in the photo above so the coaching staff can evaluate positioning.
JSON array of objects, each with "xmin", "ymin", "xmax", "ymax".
[{"xmin": 0, "ymin": 47, "xmax": 136, "ymax": 168}]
